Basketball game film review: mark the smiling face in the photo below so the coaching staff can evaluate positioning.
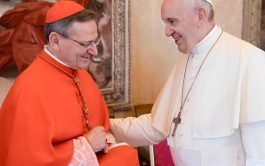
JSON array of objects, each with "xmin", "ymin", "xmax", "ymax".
[
  {"xmin": 161, "ymin": 0, "xmax": 201, "ymax": 54},
  {"xmin": 57, "ymin": 20, "xmax": 99, "ymax": 70}
]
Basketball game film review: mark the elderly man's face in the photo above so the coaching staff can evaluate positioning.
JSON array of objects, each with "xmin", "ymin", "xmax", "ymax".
[
  {"xmin": 161, "ymin": 0, "xmax": 200, "ymax": 54},
  {"xmin": 57, "ymin": 20, "xmax": 99, "ymax": 70}
]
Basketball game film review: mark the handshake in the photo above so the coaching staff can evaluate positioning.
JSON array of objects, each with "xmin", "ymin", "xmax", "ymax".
[{"xmin": 83, "ymin": 126, "xmax": 127, "ymax": 153}]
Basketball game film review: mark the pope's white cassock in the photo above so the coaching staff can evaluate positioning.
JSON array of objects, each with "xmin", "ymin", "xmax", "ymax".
[{"xmin": 110, "ymin": 25, "xmax": 265, "ymax": 166}]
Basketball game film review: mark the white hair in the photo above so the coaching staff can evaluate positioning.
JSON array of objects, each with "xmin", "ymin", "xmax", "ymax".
[{"xmin": 182, "ymin": 0, "xmax": 214, "ymax": 21}]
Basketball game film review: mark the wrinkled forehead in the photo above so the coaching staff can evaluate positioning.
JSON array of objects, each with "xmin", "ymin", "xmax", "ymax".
[{"xmin": 161, "ymin": 0, "xmax": 187, "ymax": 20}]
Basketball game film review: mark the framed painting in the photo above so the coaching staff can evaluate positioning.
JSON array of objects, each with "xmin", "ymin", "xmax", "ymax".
[
  {"xmin": 242, "ymin": 0, "xmax": 262, "ymax": 48},
  {"xmin": 93, "ymin": 0, "xmax": 131, "ymax": 109},
  {"xmin": 0, "ymin": 0, "xmax": 131, "ymax": 109}
]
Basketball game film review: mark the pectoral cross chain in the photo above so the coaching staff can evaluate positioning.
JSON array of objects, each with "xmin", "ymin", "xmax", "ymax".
[
  {"xmin": 172, "ymin": 112, "xmax": 182, "ymax": 136},
  {"xmin": 170, "ymin": 30, "xmax": 224, "ymax": 137}
]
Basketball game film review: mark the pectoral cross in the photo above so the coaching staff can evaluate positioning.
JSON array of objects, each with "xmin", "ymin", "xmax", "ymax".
[{"xmin": 172, "ymin": 112, "xmax": 182, "ymax": 137}]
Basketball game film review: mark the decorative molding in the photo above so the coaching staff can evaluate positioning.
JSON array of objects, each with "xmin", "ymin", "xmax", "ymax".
[
  {"xmin": 102, "ymin": 0, "xmax": 131, "ymax": 109},
  {"xmin": 242, "ymin": 0, "xmax": 262, "ymax": 47}
]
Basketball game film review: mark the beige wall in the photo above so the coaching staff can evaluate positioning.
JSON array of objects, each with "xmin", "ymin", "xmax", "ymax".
[
  {"xmin": 130, "ymin": 0, "xmax": 177, "ymax": 105},
  {"xmin": 214, "ymin": 0, "xmax": 243, "ymax": 38},
  {"xmin": 130, "ymin": 0, "xmax": 244, "ymax": 105}
]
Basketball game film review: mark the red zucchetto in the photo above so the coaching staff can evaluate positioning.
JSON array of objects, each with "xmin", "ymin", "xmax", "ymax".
[{"xmin": 45, "ymin": 0, "xmax": 85, "ymax": 24}]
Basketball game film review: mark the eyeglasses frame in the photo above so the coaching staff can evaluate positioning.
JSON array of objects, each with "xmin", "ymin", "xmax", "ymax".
[{"xmin": 62, "ymin": 33, "xmax": 101, "ymax": 48}]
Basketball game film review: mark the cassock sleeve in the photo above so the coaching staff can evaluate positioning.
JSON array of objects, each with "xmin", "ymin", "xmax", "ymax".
[
  {"xmin": 110, "ymin": 114, "xmax": 166, "ymax": 147},
  {"xmin": 240, "ymin": 121, "xmax": 265, "ymax": 166}
]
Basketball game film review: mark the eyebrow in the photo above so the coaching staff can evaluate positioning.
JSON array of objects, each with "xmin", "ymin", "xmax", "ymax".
[
  {"xmin": 84, "ymin": 34, "xmax": 100, "ymax": 44},
  {"xmin": 71, "ymin": 34, "xmax": 100, "ymax": 44},
  {"xmin": 168, "ymin": 17, "xmax": 179, "ymax": 21},
  {"xmin": 163, "ymin": 17, "xmax": 179, "ymax": 23}
]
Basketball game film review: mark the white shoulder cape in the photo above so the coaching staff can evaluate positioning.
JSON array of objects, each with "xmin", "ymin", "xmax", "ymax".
[{"xmin": 151, "ymin": 32, "xmax": 265, "ymax": 138}]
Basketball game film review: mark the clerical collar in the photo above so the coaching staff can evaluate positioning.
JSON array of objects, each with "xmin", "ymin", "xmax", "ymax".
[
  {"xmin": 190, "ymin": 25, "xmax": 222, "ymax": 55},
  {"xmin": 44, "ymin": 45, "xmax": 70, "ymax": 68}
]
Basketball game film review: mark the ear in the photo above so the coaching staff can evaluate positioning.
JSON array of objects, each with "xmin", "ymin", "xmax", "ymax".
[
  {"xmin": 48, "ymin": 32, "xmax": 61, "ymax": 50},
  {"xmin": 195, "ymin": 6, "xmax": 207, "ymax": 28}
]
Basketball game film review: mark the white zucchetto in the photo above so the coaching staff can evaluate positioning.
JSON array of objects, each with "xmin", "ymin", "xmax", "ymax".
[{"xmin": 206, "ymin": 0, "xmax": 212, "ymax": 5}]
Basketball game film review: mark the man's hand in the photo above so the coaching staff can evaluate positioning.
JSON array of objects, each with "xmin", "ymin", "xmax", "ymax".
[{"xmin": 84, "ymin": 126, "xmax": 107, "ymax": 153}]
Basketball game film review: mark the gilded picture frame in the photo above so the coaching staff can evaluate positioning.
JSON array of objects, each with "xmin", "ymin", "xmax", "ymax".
[
  {"xmin": 242, "ymin": 0, "xmax": 262, "ymax": 47},
  {"xmin": 100, "ymin": 0, "xmax": 131, "ymax": 108}
]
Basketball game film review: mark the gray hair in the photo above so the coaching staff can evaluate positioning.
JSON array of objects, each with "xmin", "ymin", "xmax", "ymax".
[
  {"xmin": 182, "ymin": 0, "xmax": 214, "ymax": 21},
  {"xmin": 44, "ymin": 9, "xmax": 99, "ymax": 43}
]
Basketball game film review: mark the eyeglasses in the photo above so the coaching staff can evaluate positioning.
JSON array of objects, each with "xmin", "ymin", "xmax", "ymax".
[{"xmin": 64, "ymin": 34, "xmax": 101, "ymax": 48}]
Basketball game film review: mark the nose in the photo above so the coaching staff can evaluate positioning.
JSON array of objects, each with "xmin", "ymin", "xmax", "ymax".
[
  {"xmin": 165, "ymin": 24, "xmax": 174, "ymax": 37},
  {"xmin": 86, "ymin": 42, "xmax": 98, "ymax": 56}
]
